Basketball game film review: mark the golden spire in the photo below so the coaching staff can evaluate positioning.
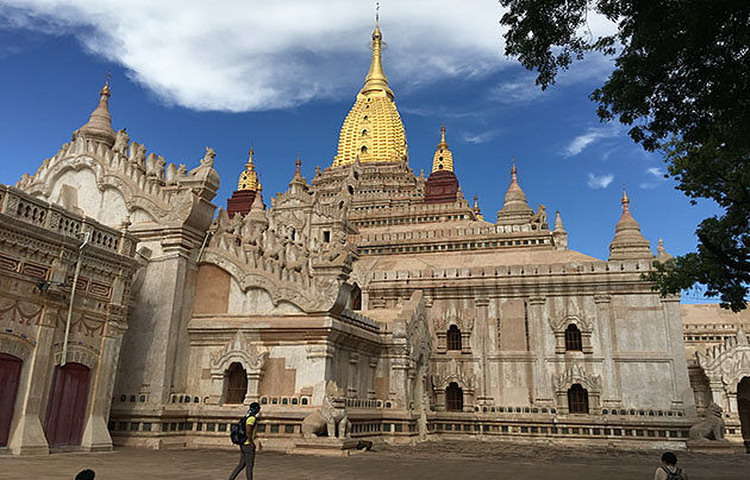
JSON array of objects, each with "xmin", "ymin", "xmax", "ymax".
[
  {"xmin": 431, "ymin": 126, "xmax": 454, "ymax": 173},
  {"xmin": 237, "ymin": 147, "xmax": 259, "ymax": 191},
  {"xmin": 360, "ymin": 21, "xmax": 393, "ymax": 98},
  {"xmin": 332, "ymin": 20, "xmax": 406, "ymax": 167}
]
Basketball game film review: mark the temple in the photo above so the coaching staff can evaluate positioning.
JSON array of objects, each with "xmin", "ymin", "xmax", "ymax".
[{"xmin": 1, "ymin": 23, "xmax": 749, "ymax": 456}]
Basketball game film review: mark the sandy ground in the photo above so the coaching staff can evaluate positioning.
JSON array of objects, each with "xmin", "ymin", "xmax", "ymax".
[{"xmin": 1, "ymin": 441, "xmax": 748, "ymax": 480}]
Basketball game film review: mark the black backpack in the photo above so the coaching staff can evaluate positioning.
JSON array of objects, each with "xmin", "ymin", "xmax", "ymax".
[
  {"xmin": 662, "ymin": 466, "xmax": 684, "ymax": 480},
  {"xmin": 230, "ymin": 416, "xmax": 248, "ymax": 445}
]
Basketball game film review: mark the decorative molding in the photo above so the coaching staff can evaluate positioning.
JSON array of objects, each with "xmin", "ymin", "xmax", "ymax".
[
  {"xmin": 210, "ymin": 330, "xmax": 268, "ymax": 374},
  {"xmin": 553, "ymin": 363, "xmax": 602, "ymax": 393}
]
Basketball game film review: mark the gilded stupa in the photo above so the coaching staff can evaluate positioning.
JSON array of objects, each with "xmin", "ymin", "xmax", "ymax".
[{"xmin": 332, "ymin": 23, "xmax": 407, "ymax": 167}]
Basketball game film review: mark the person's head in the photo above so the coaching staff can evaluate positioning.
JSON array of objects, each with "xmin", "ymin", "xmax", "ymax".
[
  {"xmin": 661, "ymin": 452, "xmax": 677, "ymax": 466},
  {"xmin": 75, "ymin": 469, "xmax": 95, "ymax": 480},
  {"xmin": 248, "ymin": 402, "xmax": 261, "ymax": 416}
]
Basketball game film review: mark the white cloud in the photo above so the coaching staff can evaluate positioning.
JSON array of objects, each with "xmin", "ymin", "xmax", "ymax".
[
  {"xmin": 461, "ymin": 130, "xmax": 500, "ymax": 144},
  {"xmin": 646, "ymin": 167, "xmax": 666, "ymax": 178},
  {"xmin": 564, "ymin": 125, "xmax": 620, "ymax": 157},
  {"xmin": 640, "ymin": 166, "xmax": 667, "ymax": 189},
  {"xmin": 490, "ymin": 75, "xmax": 546, "ymax": 104},
  {"xmin": 587, "ymin": 173, "xmax": 614, "ymax": 189},
  {"xmin": 2, "ymin": 1, "xmax": 617, "ymax": 112}
]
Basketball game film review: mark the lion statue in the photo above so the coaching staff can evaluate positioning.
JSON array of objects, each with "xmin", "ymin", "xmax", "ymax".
[
  {"xmin": 301, "ymin": 380, "xmax": 351, "ymax": 439},
  {"xmin": 688, "ymin": 402, "xmax": 726, "ymax": 441}
]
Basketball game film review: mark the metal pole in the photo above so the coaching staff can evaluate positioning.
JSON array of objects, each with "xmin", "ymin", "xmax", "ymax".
[
  {"xmin": 61, "ymin": 231, "xmax": 90, "ymax": 367},
  {"xmin": 196, "ymin": 230, "xmax": 213, "ymax": 263}
]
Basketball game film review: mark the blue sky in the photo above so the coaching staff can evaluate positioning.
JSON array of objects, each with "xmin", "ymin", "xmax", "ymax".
[{"xmin": 0, "ymin": 3, "xmax": 720, "ymax": 301}]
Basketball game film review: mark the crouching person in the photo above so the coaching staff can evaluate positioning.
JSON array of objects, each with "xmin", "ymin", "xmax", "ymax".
[{"xmin": 227, "ymin": 402, "xmax": 261, "ymax": 480}]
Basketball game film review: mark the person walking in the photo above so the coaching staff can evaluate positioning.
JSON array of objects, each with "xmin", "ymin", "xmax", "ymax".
[
  {"xmin": 74, "ymin": 470, "xmax": 95, "ymax": 480},
  {"xmin": 654, "ymin": 452, "xmax": 687, "ymax": 480},
  {"xmin": 227, "ymin": 402, "xmax": 261, "ymax": 480}
]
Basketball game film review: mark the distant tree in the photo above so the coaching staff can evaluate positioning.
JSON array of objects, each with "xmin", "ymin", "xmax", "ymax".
[{"xmin": 500, "ymin": 0, "xmax": 750, "ymax": 311}]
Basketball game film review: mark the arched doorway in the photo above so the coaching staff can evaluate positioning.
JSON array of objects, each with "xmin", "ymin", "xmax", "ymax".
[
  {"xmin": 44, "ymin": 363, "xmax": 91, "ymax": 447},
  {"xmin": 0, "ymin": 353, "xmax": 23, "ymax": 447},
  {"xmin": 447, "ymin": 325, "xmax": 462, "ymax": 351},
  {"xmin": 567, "ymin": 383, "xmax": 589, "ymax": 414},
  {"xmin": 565, "ymin": 324, "xmax": 583, "ymax": 351},
  {"xmin": 225, "ymin": 362, "xmax": 248, "ymax": 404},
  {"xmin": 738, "ymin": 377, "xmax": 750, "ymax": 451},
  {"xmin": 446, "ymin": 382, "xmax": 463, "ymax": 412},
  {"xmin": 350, "ymin": 284, "xmax": 362, "ymax": 311}
]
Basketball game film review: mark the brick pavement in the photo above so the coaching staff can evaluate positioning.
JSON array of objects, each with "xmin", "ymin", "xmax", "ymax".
[{"xmin": 0, "ymin": 441, "xmax": 747, "ymax": 480}]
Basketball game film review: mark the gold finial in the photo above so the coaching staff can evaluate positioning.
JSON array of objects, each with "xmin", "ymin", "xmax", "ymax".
[
  {"xmin": 432, "ymin": 125, "xmax": 454, "ymax": 172},
  {"xmin": 621, "ymin": 189, "xmax": 630, "ymax": 213},
  {"xmin": 473, "ymin": 195, "xmax": 479, "ymax": 209},
  {"xmin": 295, "ymin": 155, "xmax": 302, "ymax": 175},
  {"xmin": 361, "ymin": 10, "xmax": 391, "ymax": 97},
  {"xmin": 511, "ymin": 160, "xmax": 518, "ymax": 181},
  {"xmin": 238, "ymin": 147, "xmax": 259, "ymax": 191},
  {"xmin": 376, "ymin": 2, "xmax": 380, "ymax": 25}
]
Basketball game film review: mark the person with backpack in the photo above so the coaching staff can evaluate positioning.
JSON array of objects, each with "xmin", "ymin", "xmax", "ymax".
[
  {"xmin": 227, "ymin": 402, "xmax": 261, "ymax": 480},
  {"xmin": 74, "ymin": 470, "xmax": 95, "ymax": 480},
  {"xmin": 654, "ymin": 452, "xmax": 688, "ymax": 480}
]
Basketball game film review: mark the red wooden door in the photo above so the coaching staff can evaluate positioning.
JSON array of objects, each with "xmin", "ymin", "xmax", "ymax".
[
  {"xmin": 0, "ymin": 353, "xmax": 23, "ymax": 447},
  {"xmin": 44, "ymin": 363, "xmax": 91, "ymax": 447}
]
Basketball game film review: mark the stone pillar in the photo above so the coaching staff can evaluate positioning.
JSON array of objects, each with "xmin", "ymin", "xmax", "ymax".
[
  {"xmin": 81, "ymin": 319, "xmax": 127, "ymax": 452},
  {"xmin": 475, "ymin": 297, "xmax": 492, "ymax": 405},
  {"xmin": 244, "ymin": 371, "xmax": 262, "ymax": 404},
  {"xmin": 208, "ymin": 372, "xmax": 225, "ymax": 405},
  {"xmin": 434, "ymin": 388, "xmax": 447, "ymax": 412},
  {"xmin": 116, "ymin": 244, "xmax": 195, "ymax": 406},
  {"xmin": 594, "ymin": 294, "xmax": 622, "ymax": 407},
  {"xmin": 347, "ymin": 352, "xmax": 359, "ymax": 398},
  {"xmin": 710, "ymin": 382, "xmax": 726, "ymax": 410},
  {"xmin": 727, "ymin": 393, "xmax": 739, "ymax": 415},
  {"xmin": 9, "ymin": 308, "xmax": 57, "ymax": 455},
  {"xmin": 390, "ymin": 354, "xmax": 410, "ymax": 409},
  {"xmin": 661, "ymin": 295, "xmax": 696, "ymax": 415},
  {"xmin": 527, "ymin": 297, "xmax": 552, "ymax": 405}
]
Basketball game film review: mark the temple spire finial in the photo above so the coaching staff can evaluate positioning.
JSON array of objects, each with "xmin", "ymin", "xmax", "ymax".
[
  {"xmin": 237, "ymin": 146, "xmax": 259, "ymax": 191},
  {"xmin": 621, "ymin": 189, "xmax": 630, "ymax": 213},
  {"xmin": 431, "ymin": 126, "xmax": 454, "ymax": 172},
  {"xmin": 497, "ymin": 159, "xmax": 534, "ymax": 225},
  {"xmin": 609, "ymin": 190, "xmax": 652, "ymax": 260},
  {"xmin": 360, "ymin": 7, "xmax": 392, "ymax": 98},
  {"xmin": 76, "ymin": 78, "xmax": 116, "ymax": 147}
]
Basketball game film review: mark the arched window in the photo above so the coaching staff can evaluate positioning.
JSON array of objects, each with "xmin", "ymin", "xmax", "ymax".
[
  {"xmin": 225, "ymin": 362, "xmax": 247, "ymax": 404},
  {"xmin": 447, "ymin": 325, "xmax": 462, "ymax": 351},
  {"xmin": 567, "ymin": 384, "xmax": 589, "ymax": 414},
  {"xmin": 361, "ymin": 129, "xmax": 368, "ymax": 137},
  {"xmin": 565, "ymin": 324, "xmax": 583, "ymax": 351},
  {"xmin": 361, "ymin": 146, "xmax": 368, "ymax": 154},
  {"xmin": 350, "ymin": 283, "xmax": 362, "ymax": 311},
  {"xmin": 446, "ymin": 382, "xmax": 463, "ymax": 412}
]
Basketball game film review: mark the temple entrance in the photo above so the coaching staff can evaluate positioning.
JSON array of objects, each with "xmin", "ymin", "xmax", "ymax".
[
  {"xmin": 0, "ymin": 353, "xmax": 23, "ymax": 447},
  {"xmin": 350, "ymin": 284, "xmax": 362, "ymax": 311},
  {"xmin": 225, "ymin": 362, "xmax": 248, "ymax": 404},
  {"xmin": 738, "ymin": 377, "xmax": 750, "ymax": 451},
  {"xmin": 44, "ymin": 363, "xmax": 90, "ymax": 447},
  {"xmin": 446, "ymin": 382, "xmax": 463, "ymax": 412},
  {"xmin": 568, "ymin": 383, "xmax": 589, "ymax": 414}
]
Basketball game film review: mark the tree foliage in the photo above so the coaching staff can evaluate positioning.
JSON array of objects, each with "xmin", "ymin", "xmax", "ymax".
[{"xmin": 500, "ymin": 0, "xmax": 750, "ymax": 311}]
